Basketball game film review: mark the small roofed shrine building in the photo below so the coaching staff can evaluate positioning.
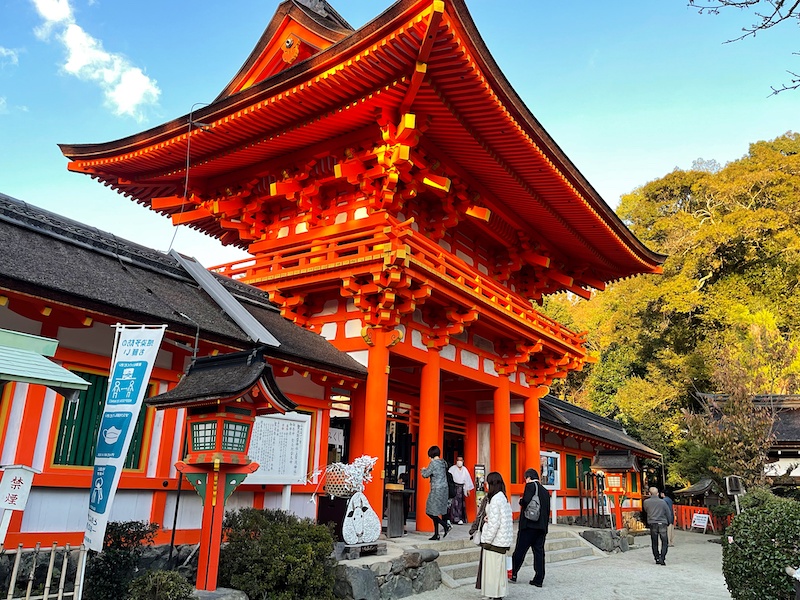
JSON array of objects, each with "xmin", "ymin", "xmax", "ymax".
[{"xmin": 60, "ymin": 0, "xmax": 663, "ymax": 524}]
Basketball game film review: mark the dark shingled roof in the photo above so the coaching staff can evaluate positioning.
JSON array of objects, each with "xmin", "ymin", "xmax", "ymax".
[
  {"xmin": 590, "ymin": 450, "xmax": 640, "ymax": 472},
  {"xmin": 540, "ymin": 395, "xmax": 661, "ymax": 459},
  {"xmin": 675, "ymin": 478, "xmax": 719, "ymax": 497},
  {"xmin": 0, "ymin": 193, "xmax": 366, "ymax": 380},
  {"xmin": 147, "ymin": 347, "xmax": 296, "ymax": 412}
]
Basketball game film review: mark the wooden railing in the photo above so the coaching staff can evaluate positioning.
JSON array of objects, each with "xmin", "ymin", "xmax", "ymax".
[
  {"xmin": 0, "ymin": 543, "xmax": 86, "ymax": 600},
  {"xmin": 210, "ymin": 217, "xmax": 585, "ymax": 350}
]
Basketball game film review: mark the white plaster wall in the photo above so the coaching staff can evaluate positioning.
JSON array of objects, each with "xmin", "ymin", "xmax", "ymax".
[
  {"xmin": 765, "ymin": 458, "xmax": 800, "ymax": 477},
  {"xmin": 320, "ymin": 322, "xmax": 337, "ymax": 341},
  {"xmin": 345, "ymin": 319, "xmax": 362, "ymax": 338},
  {"xmin": 411, "ymin": 329, "xmax": 426, "ymax": 351},
  {"xmin": 262, "ymin": 492, "xmax": 316, "ymax": 520},
  {"xmin": 313, "ymin": 299, "xmax": 340, "ymax": 317},
  {"xmin": 565, "ymin": 496, "xmax": 581, "ymax": 510},
  {"xmin": 440, "ymin": 345, "xmax": 455, "ymax": 361},
  {"xmin": 22, "ymin": 489, "xmax": 90, "ymax": 533},
  {"xmin": 163, "ymin": 490, "xmax": 203, "ymax": 530},
  {"xmin": 21, "ymin": 489, "xmax": 152, "ymax": 532},
  {"xmin": 461, "ymin": 350, "xmax": 479, "ymax": 369}
]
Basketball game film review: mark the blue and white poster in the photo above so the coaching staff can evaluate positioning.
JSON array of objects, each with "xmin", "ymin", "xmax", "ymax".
[{"xmin": 84, "ymin": 324, "xmax": 166, "ymax": 551}]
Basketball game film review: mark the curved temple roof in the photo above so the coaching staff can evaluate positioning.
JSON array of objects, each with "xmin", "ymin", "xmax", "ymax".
[{"xmin": 60, "ymin": 0, "xmax": 664, "ymax": 285}]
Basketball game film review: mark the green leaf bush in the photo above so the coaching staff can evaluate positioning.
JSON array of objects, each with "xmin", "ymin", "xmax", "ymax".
[
  {"xmin": 219, "ymin": 508, "xmax": 335, "ymax": 600},
  {"xmin": 84, "ymin": 520, "xmax": 159, "ymax": 600},
  {"xmin": 722, "ymin": 489, "xmax": 800, "ymax": 600},
  {"xmin": 128, "ymin": 570, "xmax": 194, "ymax": 600}
]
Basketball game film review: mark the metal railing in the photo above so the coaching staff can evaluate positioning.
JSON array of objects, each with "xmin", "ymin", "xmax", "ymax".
[{"xmin": 0, "ymin": 543, "xmax": 86, "ymax": 600}]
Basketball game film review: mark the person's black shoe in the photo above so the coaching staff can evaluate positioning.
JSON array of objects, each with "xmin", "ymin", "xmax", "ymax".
[
  {"xmin": 659, "ymin": 560, "xmax": 666, "ymax": 565},
  {"xmin": 509, "ymin": 574, "xmax": 517, "ymax": 583},
  {"xmin": 442, "ymin": 523, "xmax": 451, "ymax": 538},
  {"xmin": 428, "ymin": 534, "xmax": 440, "ymax": 540},
  {"xmin": 529, "ymin": 580, "xmax": 542, "ymax": 587}
]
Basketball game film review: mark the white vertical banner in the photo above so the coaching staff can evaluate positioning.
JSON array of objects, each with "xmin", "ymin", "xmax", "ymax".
[{"xmin": 84, "ymin": 324, "xmax": 166, "ymax": 551}]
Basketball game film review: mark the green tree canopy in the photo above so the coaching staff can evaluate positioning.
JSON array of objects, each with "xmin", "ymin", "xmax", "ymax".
[{"xmin": 544, "ymin": 132, "xmax": 800, "ymax": 486}]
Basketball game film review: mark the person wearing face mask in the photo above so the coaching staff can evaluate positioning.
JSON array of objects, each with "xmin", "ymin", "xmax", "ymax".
[{"xmin": 448, "ymin": 456, "xmax": 475, "ymax": 524}]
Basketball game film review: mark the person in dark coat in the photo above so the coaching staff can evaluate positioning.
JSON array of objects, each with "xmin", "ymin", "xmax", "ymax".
[
  {"xmin": 643, "ymin": 486, "xmax": 671, "ymax": 565},
  {"xmin": 421, "ymin": 445, "xmax": 451, "ymax": 540},
  {"xmin": 510, "ymin": 468, "xmax": 551, "ymax": 587}
]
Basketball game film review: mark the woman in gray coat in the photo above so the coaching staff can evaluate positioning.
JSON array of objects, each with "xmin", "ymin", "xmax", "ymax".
[{"xmin": 421, "ymin": 445, "xmax": 451, "ymax": 540}]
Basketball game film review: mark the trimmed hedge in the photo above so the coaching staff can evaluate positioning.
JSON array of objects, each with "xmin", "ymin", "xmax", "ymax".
[
  {"xmin": 84, "ymin": 521, "xmax": 159, "ymax": 600},
  {"xmin": 128, "ymin": 570, "xmax": 194, "ymax": 600},
  {"xmin": 722, "ymin": 488, "xmax": 800, "ymax": 600},
  {"xmin": 219, "ymin": 508, "xmax": 336, "ymax": 600}
]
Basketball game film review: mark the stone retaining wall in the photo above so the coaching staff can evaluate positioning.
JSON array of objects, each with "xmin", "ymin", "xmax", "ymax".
[{"xmin": 334, "ymin": 549, "xmax": 442, "ymax": 600}]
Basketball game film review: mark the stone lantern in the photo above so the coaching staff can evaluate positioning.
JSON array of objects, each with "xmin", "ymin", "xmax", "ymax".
[{"xmin": 147, "ymin": 347, "xmax": 295, "ymax": 591}]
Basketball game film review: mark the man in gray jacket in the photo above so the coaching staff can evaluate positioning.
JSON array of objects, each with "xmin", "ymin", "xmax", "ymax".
[{"xmin": 643, "ymin": 486, "xmax": 670, "ymax": 565}]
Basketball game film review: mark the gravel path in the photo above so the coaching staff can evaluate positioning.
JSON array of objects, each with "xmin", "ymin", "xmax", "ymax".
[{"xmin": 410, "ymin": 527, "xmax": 731, "ymax": 600}]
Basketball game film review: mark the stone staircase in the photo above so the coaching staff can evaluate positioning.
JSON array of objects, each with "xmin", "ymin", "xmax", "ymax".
[{"xmin": 415, "ymin": 529, "xmax": 602, "ymax": 588}]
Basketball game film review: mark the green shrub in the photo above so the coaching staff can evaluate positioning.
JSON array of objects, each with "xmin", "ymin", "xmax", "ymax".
[
  {"xmin": 722, "ymin": 489, "xmax": 800, "ymax": 600},
  {"xmin": 219, "ymin": 508, "xmax": 335, "ymax": 600},
  {"xmin": 84, "ymin": 521, "xmax": 159, "ymax": 600},
  {"xmin": 128, "ymin": 570, "xmax": 194, "ymax": 600}
]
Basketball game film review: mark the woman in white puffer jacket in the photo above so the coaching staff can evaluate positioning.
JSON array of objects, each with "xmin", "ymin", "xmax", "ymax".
[{"xmin": 478, "ymin": 471, "xmax": 514, "ymax": 600}]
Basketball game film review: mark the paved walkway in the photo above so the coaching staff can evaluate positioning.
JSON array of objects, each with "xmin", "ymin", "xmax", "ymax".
[{"xmin": 387, "ymin": 524, "xmax": 731, "ymax": 600}]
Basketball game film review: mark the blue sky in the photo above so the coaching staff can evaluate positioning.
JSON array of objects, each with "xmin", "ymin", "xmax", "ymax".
[{"xmin": 0, "ymin": 0, "xmax": 796, "ymax": 267}]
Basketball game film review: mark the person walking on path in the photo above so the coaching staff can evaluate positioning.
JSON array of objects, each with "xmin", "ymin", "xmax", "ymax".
[
  {"xmin": 421, "ymin": 445, "xmax": 451, "ymax": 541},
  {"xmin": 643, "ymin": 486, "xmax": 670, "ymax": 565},
  {"xmin": 448, "ymin": 456, "xmax": 474, "ymax": 524},
  {"xmin": 478, "ymin": 471, "xmax": 514, "ymax": 600},
  {"xmin": 659, "ymin": 490, "xmax": 675, "ymax": 547},
  {"xmin": 510, "ymin": 468, "xmax": 551, "ymax": 587}
]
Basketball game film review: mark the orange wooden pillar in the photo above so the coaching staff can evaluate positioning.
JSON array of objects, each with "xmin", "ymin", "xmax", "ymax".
[
  {"xmin": 361, "ymin": 327, "xmax": 390, "ymax": 517},
  {"xmin": 416, "ymin": 349, "xmax": 441, "ymax": 532},
  {"xmin": 493, "ymin": 376, "xmax": 512, "ymax": 489},
  {"xmin": 523, "ymin": 385, "xmax": 546, "ymax": 475}
]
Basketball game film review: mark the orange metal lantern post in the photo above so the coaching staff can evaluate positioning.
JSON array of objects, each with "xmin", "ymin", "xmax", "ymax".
[{"xmin": 147, "ymin": 348, "xmax": 295, "ymax": 591}]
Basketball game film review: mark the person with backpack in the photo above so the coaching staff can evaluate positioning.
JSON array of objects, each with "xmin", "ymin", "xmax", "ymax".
[
  {"xmin": 510, "ymin": 468, "xmax": 551, "ymax": 587},
  {"xmin": 421, "ymin": 445, "xmax": 451, "ymax": 540}
]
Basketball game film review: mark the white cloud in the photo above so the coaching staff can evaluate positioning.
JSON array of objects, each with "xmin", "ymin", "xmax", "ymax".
[
  {"xmin": 0, "ymin": 47, "xmax": 20, "ymax": 67},
  {"xmin": 29, "ymin": 0, "xmax": 160, "ymax": 120},
  {"xmin": 0, "ymin": 97, "xmax": 7, "ymax": 114}
]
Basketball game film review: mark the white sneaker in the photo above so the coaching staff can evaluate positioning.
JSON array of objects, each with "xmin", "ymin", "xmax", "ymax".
[{"xmin": 458, "ymin": 520, "xmax": 464, "ymax": 525}]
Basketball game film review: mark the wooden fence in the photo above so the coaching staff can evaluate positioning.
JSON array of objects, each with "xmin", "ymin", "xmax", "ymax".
[
  {"xmin": 674, "ymin": 504, "xmax": 731, "ymax": 532},
  {"xmin": 0, "ymin": 543, "xmax": 86, "ymax": 600}
]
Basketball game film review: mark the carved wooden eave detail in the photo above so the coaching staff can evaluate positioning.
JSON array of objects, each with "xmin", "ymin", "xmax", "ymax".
[
  {"xmin": 60, "ymin": 0, "xmax": 664, "ymax": 286},
  {"xmin": 420, "ymin": 304, "xmax": 479, "ymax": 349}
]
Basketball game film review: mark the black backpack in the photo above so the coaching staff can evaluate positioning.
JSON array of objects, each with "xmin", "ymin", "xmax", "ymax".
[{"xmin": 445, "ymin": 463, "xmax": 457, "ymax": 499}]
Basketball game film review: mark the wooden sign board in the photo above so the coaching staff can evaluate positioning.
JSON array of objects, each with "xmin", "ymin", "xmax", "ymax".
[{"xmin": 690, "ymin": 512, "xmax": 715, "ymax": 533}]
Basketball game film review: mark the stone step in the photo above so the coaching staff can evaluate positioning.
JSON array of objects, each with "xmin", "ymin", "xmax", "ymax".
[
  {"xmin": 435, "ymin": 546, "xmax": 482, "ymax": 567},
  {"xmin": 436, "ymin": 532, "xmax": 599, "ymax": 586}
]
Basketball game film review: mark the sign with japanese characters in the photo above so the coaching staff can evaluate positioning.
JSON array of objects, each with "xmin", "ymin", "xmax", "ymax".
[
  {"xmin": 246, "ymin": 412, "xmax": 311, "ymax": 485},
  {"xmin": 84, "ymin": 324, "xmax": 166, "ymax": 552},
  {"xmin": 0, "ymin": 465, "xmax": 37, "ymax": 511}
]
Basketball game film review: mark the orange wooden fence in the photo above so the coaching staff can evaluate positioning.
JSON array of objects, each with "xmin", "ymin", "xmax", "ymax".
[{"xmin": 674, "ymin": 504, "xmax": 731, "ymax": 532}]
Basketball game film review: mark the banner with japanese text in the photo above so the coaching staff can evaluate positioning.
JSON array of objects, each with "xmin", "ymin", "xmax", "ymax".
[{"xmin": 84, "ymin": 324, "xmax": 166, "ymax": 551}]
